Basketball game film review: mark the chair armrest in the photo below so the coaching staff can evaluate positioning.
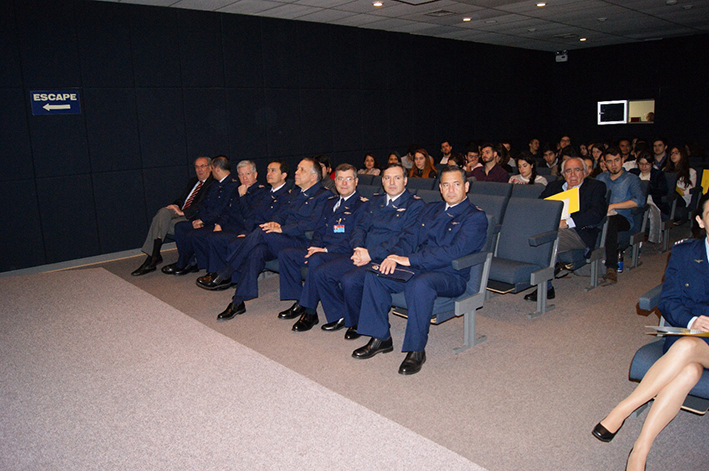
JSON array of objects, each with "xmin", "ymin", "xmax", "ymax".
[
  {"xmin": 530, "ymin": 266, "xmax": 554, "ymax": 285},
  {"xmin": 528, "ymin": 230, "xmax": 558, "ymax": 247},
  {"xmin": 452, "ymin": 251, "xmax": 488, "ymax": 271},
  {"xmin": 630, "ymin": 203, "xmax": 648, "ymax": 216},
  {"xmin": 639, "ymin": 284, "xmax": 663, "ymax": 311}
]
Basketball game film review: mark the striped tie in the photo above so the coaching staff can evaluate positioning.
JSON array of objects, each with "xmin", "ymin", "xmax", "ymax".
[{"xmin": 182, "ymin": 181, "xmax": 204, "ymax": 210}]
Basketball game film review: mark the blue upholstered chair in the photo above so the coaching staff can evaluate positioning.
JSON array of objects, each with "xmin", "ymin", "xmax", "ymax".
[
  {"xmin": 660, "ymin": 172, "xmax": 678, "ymax": 253},
  {"xmin": 468, "ymin": 193, "xmax": 509, "ymax": 255},
  {"xmin": 406, "ymin": 177, "xmax": 437, "ymax": 191},
  {"xmin": 630, "ymin": 284, "xmax": 709, "ymax": 416},
  {"xmin": 510, "ymin": 183, "xmax": 545, "ymax": 199},
  {"xmin": 415, "ymin": 189, "xmax": 442, "ymax": 203},
  {"xmin": 390, "ymin": 214, "xmax": 496, "ymax": 353},
  {"xmin": 469, "ymin": 180, "xmax": 513, "ymax": 198},
  {"xmin": 357, "ymin": 184, "xmax": 380, "ymax": 200},
  {"xmin": 357, "ymin": 174, "xmax": 375, "ymax": 186},
  {"xmin": 487, "ymin": 198, "xmax": 563, "ymax": 318}
]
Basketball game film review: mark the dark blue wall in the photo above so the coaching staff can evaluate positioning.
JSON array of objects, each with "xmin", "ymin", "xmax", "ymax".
[{"xmin": 2, "ymin": 0, "xmax": 705, "ymax": 272}]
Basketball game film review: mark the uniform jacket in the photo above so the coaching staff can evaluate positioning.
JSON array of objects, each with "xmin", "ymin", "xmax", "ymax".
[
  {"xmin": 659, "ymin": 238, "xmax": 709, "ymax": 330},
  {"xmin": 217, "ymin": 182, "xmax": 268, "ymax": 234},
  {"xmin": 273, "ymin": 181, "xmax": 331, "ymax": 237},
  {"xmin": 195, "ymin": 177, "xmax": 238, "ymax": 227},
  {"xmin": 350, "ymin": 190, "xmax": 425, "ymax": 263},
  {"xmin": 309, "ymin": 192, "xmax": 368, "ymax": 254}
]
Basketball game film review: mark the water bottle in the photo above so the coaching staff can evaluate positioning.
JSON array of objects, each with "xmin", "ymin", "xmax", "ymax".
[{"xmin": 617, "ymin": 250, "xmax": 624, "ymax": 273}]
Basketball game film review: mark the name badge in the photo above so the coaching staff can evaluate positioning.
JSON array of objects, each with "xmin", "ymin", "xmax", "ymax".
[{"xmin": 333, "ymin": 225, "xmax": 345, "ymax": 233}]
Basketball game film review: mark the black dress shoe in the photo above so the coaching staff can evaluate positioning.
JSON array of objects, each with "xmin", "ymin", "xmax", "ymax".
[
  {"xmin": 131, "ymin": 257, "xmax": 157, "ymax": 276},
  {"xmin": 523, "ymin": 287, "xmax": 555, "ymax": 302},
  {"xmin": 217, "ymin": 302, "xmax": 246, "ymax": 321},
  {"xmin": 352, "ymin": 337, "xmax": 393, "ymax": 359},
  {"xmin": 196, "ymin": 273, "xmax": 232, "ymax": 291},
  {"xmin": 592, "ymin": 420, "xmax": 624, "ymax": 443},
  {"xmin": 278, "ymin": 302, "xmax": 305, "ymax": 320},
  {"xmin": 344, "ymin": 325, "xmax": 361, "ymax": 340},
  {"xmin": 292, "ymin": 313, "xmax": 319, "ymax": 332},
  {"xmin": 398, "ymin": 350, "xmax": 426, "ymax": 375},
  {"xmin": 174, "ymin": 264, "xmax": 198, "ymax": 276},
  {"xmin": 321, "ymin": 317, "xmax": 346, "ymax": 331},
  {"xmin": 161, "ymin": 263, "xmax": 179, "ymax": 275}
]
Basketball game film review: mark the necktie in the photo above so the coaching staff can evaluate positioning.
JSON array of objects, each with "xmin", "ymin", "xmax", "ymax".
[
  {"xmin": 182, "ymin": 181, "xmax": 203, "ymax": 210},
  {"xmin": 333, "ymin": 197, "xmax": 343, "ymax": 212}
]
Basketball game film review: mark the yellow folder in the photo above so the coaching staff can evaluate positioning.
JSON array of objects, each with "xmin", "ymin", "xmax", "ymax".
[
  {"xmin": 544, "ymin": 186, "xmax": 580, "ymax": 220},
  {"xmin": 701, "ymin": 169, "xmax": 709, "ymax": 195}
]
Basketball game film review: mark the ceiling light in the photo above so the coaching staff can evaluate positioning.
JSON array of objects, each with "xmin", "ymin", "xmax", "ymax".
[
  {"xmin": 372, "ymin": 1, "xmax": 383, "ymax": 7},
  {"xmin": 580, "ymin": 37, "xmax": 587, "ymax": 42},
  {"xmin": 536, "ymin": 2, "xmax": 546, "ymax": 6},
  {"xmin": 463, "ymin": 17, "xmax": 471, "ymax": 22}
]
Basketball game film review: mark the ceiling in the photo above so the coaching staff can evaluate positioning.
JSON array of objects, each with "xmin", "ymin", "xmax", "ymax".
[{"xmin": 92, "ymin": 0, "xmax": 709, "ymax": 51}]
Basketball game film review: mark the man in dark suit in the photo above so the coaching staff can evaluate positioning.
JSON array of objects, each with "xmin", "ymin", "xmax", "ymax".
[
  {"xmin": 131, "ymin": 156, "xmax": 214, "ymax": 276},
  {"xmin": 209, "ymin": 157, "xmax": 332, "ymax": 320},
  {"xmin": 161, "ymin": 156, "xmax": 238, "ymax": 276},
  {"xmin": 525, "ymin": 156, "xmax": 608, "ymax": 300},
  {"xmin": 277, "ymin": 163, "xmax": 368, "ymax": 332},
  {"xmin": 352, "ymin": 166, "xmax": 487, "ymax": 375}
]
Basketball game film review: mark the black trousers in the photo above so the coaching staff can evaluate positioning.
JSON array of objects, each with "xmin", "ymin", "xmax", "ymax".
[{"xmin": 605, "ymin": 214, "xmax": 631, "ymax": 270}]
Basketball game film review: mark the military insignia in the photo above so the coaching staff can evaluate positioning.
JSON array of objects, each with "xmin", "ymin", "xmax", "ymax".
[
  {"xmin": 397, "ymin": 208, "xmax": 406, "ymax": 212},
  {"xmin": 451, "ymin": 222, "xmax": 459, "ymax": 224},
  {"xmin": 360, "ymin": 196, "xmax": 369, "ymax": 202},
  {"xmin": 344, "ymin": 211, "xmax": 352, "ymax": 215},
  {"xmin": 413, "ymin": 195, "xmax": 421, "ymax": 199}
]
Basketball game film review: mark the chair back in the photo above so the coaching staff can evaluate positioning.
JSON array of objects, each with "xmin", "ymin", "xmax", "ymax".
[
  {"xmin": 468, "ymin": 181, "xmax": 513, "ymax": 198},
  {"xmin": 406, "ymin": 177, "xmax": 437, "ymax": 191},
  {"xmin": 357, "ymin": 174, "xmax": 375, "ymax": 186},
  {"xmin": 496, "ymin": 198, "xmax": 562, "ymax": 268},
  {"xmin": 416, "ymin": 189, "xmax": 442, "ymax": 203},
  {"xmin": 357, "ymin": 185, "xmax": 380, "ymax": 199},
  {"xmin": 511, "ymin": 183, "xmax": 545, "ymax": 199}
]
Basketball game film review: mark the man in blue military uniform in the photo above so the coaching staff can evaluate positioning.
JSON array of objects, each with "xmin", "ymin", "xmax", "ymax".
[
  {"xmin": 162, "ymin": 156, "xmax": 238, "ymax": 275},
  {"xmin": 293, "ymin": 163, "xmax": 424, "ymax": 340},
  {"xmin": 352, "ymin": 166, "xmax": 487, "ymax": 375},
  {"xmin": 191, "ymin": 160, "xmax": 288, "ymax": 279},
  {"xmin": 277, "ymin": 163, "xmax": 367, "ymax": 332},
  {"xmin": 212, "ymin": 157, "xmax": 332, "ymax": 320}
]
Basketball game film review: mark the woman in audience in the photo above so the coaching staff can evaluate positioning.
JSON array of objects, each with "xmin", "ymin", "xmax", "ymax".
[
  {"xmin": 495, "ymin": 144, "xmax": 514, "ymax": 173},
  {"xmin": 589, "ymin": 142, "xmax": 605, "ymax": 170},
  {"xmin": 664, "ymin": 145, "xmax": 697, "ymax": 211},
  {"xmin": 446, "ymin": 153, "xmax": 466, "ymax": 168},
  {"xmin": 388, "ymin": 152, "xmax": 402, "ymax": 165},
  {"xmin": 409, "ymin": 149, "xmax": 437, "ymax": 179},
  {"xmin": 509, "ymin": 155, "xmax": 547, "ymax": 186},
  {"xmin": 358, "ymin": 153, "xmax": 381, "ymax": 176},
  {"xmin": 629, "ymin": 151, "xmax": 668, "ymax": 243},
  {"xmin": 592, "ymin": 192, "xmax": 709, "ymax": 471}
]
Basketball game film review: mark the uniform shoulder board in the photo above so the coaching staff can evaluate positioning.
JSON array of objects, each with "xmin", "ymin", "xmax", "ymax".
[
  {"xmin": 412, "ymin": 195, "xmax": 422, "ymax": 199},
  {"xmin": 328, "ymin": 195, "xmax": 338, "ymax": 200},
  {"xmin": 359, "ymin": 196, "xmax": 369, "ymax": 202},
  {"xmin": 673, "ymin": 238, "xmax": 691, "ymax": 246},
  {"xmin": 258, "ymin": 184, "xmax": 265, "ymax": 189},
  {"xmin": 475, "ymin": 205, "xmax": 483, "ymax": 212}
]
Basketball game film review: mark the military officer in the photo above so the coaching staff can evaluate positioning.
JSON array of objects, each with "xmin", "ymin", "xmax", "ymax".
[
  {"xmin": 292, "ymin": 163, "xmax": 424, "ymax": 340},
  {"xmin": 162, "ymin": 156, "xmax": 238, "ymax": 275},
  {"xmin": 352, "ymin": 166, "xmax": 487, "ymax": 375},
  {"xmin": 212, "ymin": 157, "xmax": 332, "ymax": 320},
  {"xmin": 277, "ymin": 164, "xmax": 367, "ymax": 332}
]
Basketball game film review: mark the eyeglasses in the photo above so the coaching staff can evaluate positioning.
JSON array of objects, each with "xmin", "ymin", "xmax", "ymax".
[{"xmin": 335, "ymin": 177, "xmax": 355, "ymax": 182}]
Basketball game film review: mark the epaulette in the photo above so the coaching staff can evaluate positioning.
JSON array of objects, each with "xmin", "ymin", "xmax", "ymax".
[
  {"xmin": 673, "ymin": 238, "xmax": 691, "ymax": 246},
  {"xmin": 412, "ymin": 195, "xmax": 422, "ymax": 199},
  {"xmin": 359, "ymin": 196, "xmax": 369, "ymax": 202},
  {"xmin": 328, "ymin": 195, "xmax": 338, "ymax": 200},
  {"xmin": 257, "ymin": 184, "xmax": 265, "ymax": 189}
]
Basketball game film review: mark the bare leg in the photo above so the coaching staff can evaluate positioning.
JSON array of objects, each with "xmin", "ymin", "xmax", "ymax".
[
  {"xmin": 626, "ymin": 361, "xmax": 703, "ymax": 471},
  {"xmin": 601, "ymin": 337, "xmax": 709, "ymax": 433}
]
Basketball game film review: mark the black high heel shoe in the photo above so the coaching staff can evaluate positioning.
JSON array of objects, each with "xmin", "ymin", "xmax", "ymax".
[{"xmin": 592, "ymin": 419, "xmax": 625, "ymax": 442}]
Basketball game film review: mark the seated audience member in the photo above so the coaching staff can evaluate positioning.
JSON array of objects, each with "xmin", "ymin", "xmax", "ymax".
[
  {"xmin": 558, "ymin": 144, "xmax": 578, "ymax": 162},
  {"xmin": 596, "ymin": 147, "xmax": 645, "ymax": 284},
  {"xmin": 664, "ymin": 145, "xmax": 697, "ymax": 217},
  {"xmin": 509, "ymin": 155, "xmax": 547, "ymax": 186},
  {"xmin": 525, "ymin": 157, "xmax": 607, "ymax": 301},
  {"xmin": 579, "ymin": 142, "xmax": 589, "ymax": 157},
  {"xmin": 131, "ymin": 156, "xmax": 214, "ymax": 276},
  {"xmin": 495, "ymin": 144, "xmax": 514, "ymax": 172},
  {"xmin": 315, "ymin": 155, "xmax": 337, "ymax": 193},
  {"xmin": 409, "ymin": 148, "xmax": 438, "ymax": 179},
  {"xmin": 557, "ymin": 135, "xmax": 572, "ymax": 157},
  {"xmin": 401, "ymin": 145, "xmax": 418, "ymax": 170},
  {"xmin": 162, "ymin": 156, "xmax": 238, "ymax": 275},
  {"xmin": 582, "ymin": 157, "xmax": 595, "ymax": 177},
  {"xmin": 652, "ymin": 137, "xmax": 669, "ymax": 170},
  {"xmin": 588, "ymin": 142, "xmax": 605, "ymax": 171},
  {"xmin": 388, "ymin": 152, "xmax": 402, "ymax": 165},
  {"xmin": 540, "ymin": 144, "xmax": 560, "ymax": 177},
  {"xmin": 592, "ymin": 193, "xmax": 709, "ymax": 471},
  {"xmin": 524, "ymin": 137, "xmax": 541, "ymax": 162},
  {"xmin": 204, "ymin": 158, "xmax": 331, "ymax": 320},
  {"xmin": 289, "ymin": 164, "xmax": 425, "ymax": 339},
  {"xmin": 439, "ymin": 140, "xmax": 453, "ymax": 165},
  {"xmin": 352, "ymin": 166, "xmax": 487, "ymax": 375},
  {"xmin": 277, "ymin": 164, "xmax": 368, "ymax": 331},
  {"xmin": 629, "ymin": 152, "xmax": 668, "ymax": 244},
  {"xmin": 358, "ymin": 153, "xmax": 381, "ymax": 176},
  {"xmin": 464, "ymin": 143, "xmax": 482, "ymax": 175},
  {"xmin": 446, "ymin": 153, "xmax": 466, "ymax": 168},
  {"xmin": 192, "ymin": 160, "xmax": 284, "ymax": 277},
  {"xmin": 470, "ymin": 143, "xmax": 510, "ymax": 183},
  {"xmin": 619, "ymin": 138, "xmax": 635, "ymax": 170}
]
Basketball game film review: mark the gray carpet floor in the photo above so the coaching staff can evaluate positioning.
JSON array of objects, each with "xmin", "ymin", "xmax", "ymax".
[
  {"xmin": 87, "ymin": 240, "xmax": 709, "ymax": 471},
  {"xmin": 1, "ymin": 269, "xmax": 485, "ymax": 471}
]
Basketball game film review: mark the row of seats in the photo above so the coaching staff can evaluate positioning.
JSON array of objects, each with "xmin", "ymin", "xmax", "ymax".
[{"xmin": 356, "ymin": 173, "xmax": 558, "ymax": 192}]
